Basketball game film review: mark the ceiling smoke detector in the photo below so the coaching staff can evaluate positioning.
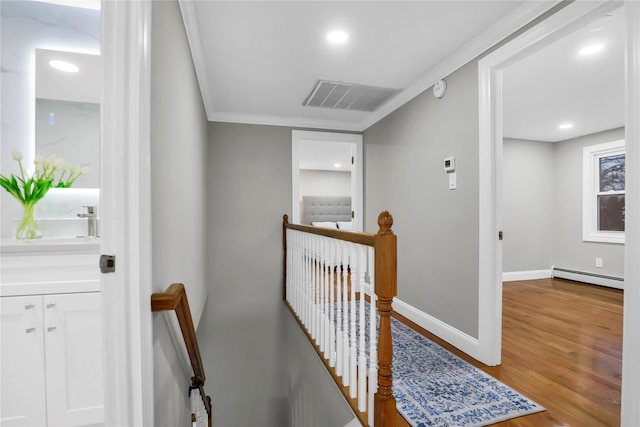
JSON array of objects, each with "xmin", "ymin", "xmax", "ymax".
[{"xmin": 303, "ymin": 80, "xmax": 401, "ymax": 112}]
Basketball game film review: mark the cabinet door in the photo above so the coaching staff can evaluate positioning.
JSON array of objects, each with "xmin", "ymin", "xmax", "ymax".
[
  {"xmin": 0, "ymin": 296, "xmax": 47, "ymax": 426},
  {"xmin": 44, "ymin": 292, "xmax": 104, "ymax": 427}
]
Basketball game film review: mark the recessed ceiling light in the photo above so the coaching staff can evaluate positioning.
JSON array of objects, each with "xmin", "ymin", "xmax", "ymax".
[
  {"xmin": 49, "ymin": 60, "xmax": 79, "ymax": 72},
  {"xmin": 327, "ymin": 31, "xmax": 348, "ymax": 44},
  {"xmin": 334, "ymin": 163, "xmax": 342, "ymax": 168},
  {"xmin": 559, "ymin": 123, "xmax": 573, "ymax": 130},
  {"xmin": 578, "ymin": 44, "xmax": 604, "ymax": 56}
]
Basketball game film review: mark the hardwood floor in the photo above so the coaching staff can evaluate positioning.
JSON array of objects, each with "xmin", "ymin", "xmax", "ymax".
[{"xmin": 393, "ymin": 278, "xmax": 623, "ymax": 427}]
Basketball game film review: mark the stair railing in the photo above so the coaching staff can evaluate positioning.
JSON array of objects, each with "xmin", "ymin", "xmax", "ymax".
[
  {"xmin": 151, "ymin": 283, "xmax": 212, "ymax": 427},
  {"xmin": 283, "ymin": 211, "xmax": 397, "ymax": 427}
]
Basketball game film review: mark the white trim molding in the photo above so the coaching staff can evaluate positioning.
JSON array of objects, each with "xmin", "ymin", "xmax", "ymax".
[
  {"xmin": 101, "ymin": 0, "xmax": 154, "ymax": 425},
  {"xmin": 622, "ymin": 1, "xmax": 640, "ymax": 425},
  {"xmin": 393, "ymin": 298, "xmax": 481, "ymax": 359},
  {"xmin": 582, "ymin": 139, "xmax": 626, "ymax": 244},
  {"xmin": 178, "ymin": 1, "xmax": 559, "ymax": 132},
  {"xmin": 478, "ymin": 1, "xmax": 624, "ymax": 366},
  {"xmin": 502, "ymin": 270, "xmax": 552, "ymax": 282}
]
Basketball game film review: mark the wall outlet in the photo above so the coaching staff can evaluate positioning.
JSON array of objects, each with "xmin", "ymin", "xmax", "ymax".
[{"xmin": 595, "ymin": 258, "xmax": 603, "ymax": 268}]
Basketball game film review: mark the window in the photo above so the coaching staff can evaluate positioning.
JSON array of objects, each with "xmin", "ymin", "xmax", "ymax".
[{"xmin": 583, "ymin": 140, "xmax": 625, "ymax": 243}]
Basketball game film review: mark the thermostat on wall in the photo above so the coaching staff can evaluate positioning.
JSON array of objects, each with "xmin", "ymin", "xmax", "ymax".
[{"xmin": 444, "ymin": 156, "xmax": 456, "ymax": 172}]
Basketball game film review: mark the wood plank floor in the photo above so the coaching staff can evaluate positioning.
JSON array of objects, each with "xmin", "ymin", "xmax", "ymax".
[{"xmin": 393, "ymin": 278, "xmax": 623, "ymax": 427}]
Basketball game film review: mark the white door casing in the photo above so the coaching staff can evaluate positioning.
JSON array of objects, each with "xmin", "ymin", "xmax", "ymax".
[
  {"xmin": 291, "ymin": 130, "xmax": 364, "ymax": 231},
  {"xmin": 101, "ymin": 0, "xmax": 154, "ymax": 425},
  {"xmin": 480, "ymin": 1, "xmax": 640, "ymax": 425}
]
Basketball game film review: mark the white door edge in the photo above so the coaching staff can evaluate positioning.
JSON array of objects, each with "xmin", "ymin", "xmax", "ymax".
[{"xmin": 101, "ymin": 0, "xmax": 154, "ymax": 425}]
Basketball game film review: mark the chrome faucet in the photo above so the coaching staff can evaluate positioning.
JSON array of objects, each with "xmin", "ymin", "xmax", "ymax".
[{"xmin": 77, "ymin": 206, "xmax": 98, "ymax": 237}]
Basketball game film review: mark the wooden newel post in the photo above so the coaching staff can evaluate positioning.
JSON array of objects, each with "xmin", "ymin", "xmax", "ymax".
[
  {"xmin": 283, "ymin": 214, "xmax": 289, "ymax": 301},
  {"xmin": 374, "ymin": 211, "xmax": 397, "ymax": 427}
]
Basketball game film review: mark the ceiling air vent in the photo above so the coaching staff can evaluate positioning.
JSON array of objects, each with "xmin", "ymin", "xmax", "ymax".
[{"xmin": 303, "ymin": 80, "xmax": 401, "ymax": 112}]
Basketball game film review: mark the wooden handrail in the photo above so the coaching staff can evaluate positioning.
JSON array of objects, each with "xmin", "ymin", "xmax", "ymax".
[
  {"xmin": 151, "ymin": 283, "xmax": 212, "ymax": 427},
  {"xmin": 283, "ymin": 211, "xmax": 397, "ymax": 426}
]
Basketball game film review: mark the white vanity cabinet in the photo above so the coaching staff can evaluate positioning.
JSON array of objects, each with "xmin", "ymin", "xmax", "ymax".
[
  {"xmin": 0, "ymin": 244, "xmax": 103, "ymax": 427},
  {"xmin": 1, "ymin": 292, "xmax": 104, "ymax": 427}
]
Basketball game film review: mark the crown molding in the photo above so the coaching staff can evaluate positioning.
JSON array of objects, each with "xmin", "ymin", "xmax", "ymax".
[
  {"xmin": 209, "ymin": 112, "xmax": 363, "ymax": 132},
  {"xmin": 359, "ymin": 0, "xmax": 563, "ymax": 131},
  {"xmin": 179, "ymin": 0, "xmax": 561, "ymax": 132},
  {"xmin": 178, "ymin": 0, "xmax": 216, "ymax": 120}
]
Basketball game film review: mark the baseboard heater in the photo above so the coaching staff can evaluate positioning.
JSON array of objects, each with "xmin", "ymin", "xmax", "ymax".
[{"xmin": 552, "ymin": 267, "xmax": 623, "ymax": 290}]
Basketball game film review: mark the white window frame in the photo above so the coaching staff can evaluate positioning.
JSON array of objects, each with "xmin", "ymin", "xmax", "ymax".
[{"xmin": 583, "ymin": 139, "xmax": 626, "ymax": 244}]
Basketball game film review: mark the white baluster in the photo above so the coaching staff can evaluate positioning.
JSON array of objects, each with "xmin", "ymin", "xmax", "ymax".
[
  {"xmin": 328, "ymin": 238, "xmax": 336, "ymax": 367},
  {"xmin": 342, "ymin": 244, "xmax": 350, "ymax": 387},
  {"xmin": 323, "ymin": 236, "xmax": 330, "ymax": 357},
  {"xmin": 357, "ymin": 244, "xmax": 367, "ymax": 410},
  {"xmin": 335, "ymin": 241, "xmax": 344, "ymax": 377},
  {"xmin": 368, "ymin": 245, "xmax": 378, "ymax": 426},
  {"xmin": 349, "ymin": 248, "xmax": 357, "ymax": 398}
]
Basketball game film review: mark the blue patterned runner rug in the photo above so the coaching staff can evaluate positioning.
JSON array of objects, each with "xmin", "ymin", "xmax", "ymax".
[
  {"xmin": 336, "ymin": 302, "xmax": 545, "ymax": 426},
  {"xmin": 390, "ymin": 314, "xmax": 545, "ymax": 426}
]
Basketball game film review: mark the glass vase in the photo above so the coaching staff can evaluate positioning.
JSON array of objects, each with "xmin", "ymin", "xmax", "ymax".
[{"xmin": 16, "ymin": 202, "xmax": 42, "ymax": 240}]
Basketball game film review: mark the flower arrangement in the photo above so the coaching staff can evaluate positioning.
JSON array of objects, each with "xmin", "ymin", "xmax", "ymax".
[{"xmin": 1, "ymin": 149, "xmax": 88, "ymax": 239}]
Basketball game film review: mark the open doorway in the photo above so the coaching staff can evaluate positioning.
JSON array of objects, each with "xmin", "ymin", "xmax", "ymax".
[
  {"xmin": 501, "ymin": 6, "xmax": 625, "ymax": 286},
  {"xmin": 291, "ymin": 130, "xmax": 363, "ymax": 231}
]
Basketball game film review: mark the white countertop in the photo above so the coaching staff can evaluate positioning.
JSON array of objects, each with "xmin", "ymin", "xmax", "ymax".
[{"xmin": 0, "ymin": 237, "xmax": 100, "ymax": 254}]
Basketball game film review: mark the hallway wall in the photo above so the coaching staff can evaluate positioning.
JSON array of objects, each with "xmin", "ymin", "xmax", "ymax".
[
  {"xmin": 150, "ymin": 1, "xmax": 209, "ymax": 425},
  {"xmin": 201, "ymin": 122, "xmax": 292, "ymax": 426}
]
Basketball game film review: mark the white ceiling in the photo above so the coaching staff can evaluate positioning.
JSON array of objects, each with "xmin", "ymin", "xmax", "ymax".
[
  {"xmin": 180, "ymin": 0, "xmax": 625, "ymax": 160},
  {"xmin": 181, "ymin": 0, "xmax": 533, "ymax": 131},
  {"xmin": 503, "ymin": 6, "xmax": 625, "ymax": 142}
]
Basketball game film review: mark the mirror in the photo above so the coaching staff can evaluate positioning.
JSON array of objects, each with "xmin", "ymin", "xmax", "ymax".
[
  {"xmin": 35, "ymin": 48, "xmax": 101, "ymax": 188},
  {"xmin": 0, "ymin": 0, "xmax": 101, "ymax": 238}
]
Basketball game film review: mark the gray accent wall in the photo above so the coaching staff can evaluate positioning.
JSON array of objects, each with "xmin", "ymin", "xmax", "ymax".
[
  {"xmin": 554, "ymin": 127, "xmax": 625, "ymax": 278},
  {"xmin": 201, "ymin": 122, "xmax": 291, "ymax": 426},
  {"xmin": 200, "ymin": 122, "xmax": 355, "ymax": 426},
  {"xmin": 150, "ymin": 1, "xmax": 209, "ymax": 425},
  {"xmin": 503, "ymin": 138, "xmax": 555, "ymax": 272},
  {"xmin": 364, "ymin": 61, "xmax": 480, "ymax": 338}
]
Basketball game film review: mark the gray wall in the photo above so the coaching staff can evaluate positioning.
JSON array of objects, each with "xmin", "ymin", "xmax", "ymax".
[
  {"xmin": 554, "ymin": 127, "xmax": 625, "ymax": 278},
  {"xmin": 150, "ymin": 1, "xmax": 209, "ymax": 425},
  {"xmin": 503, "ymin": 138, "xmax": 556, "ymax": 272},
  {"xmin": 299, "ymin": 170, "xmax": 351, "ymax": 199},
  {"xmin": 364, "ymin": 61, "xmax": 480, "ymax": 338},
  {"xmin": 199, "ymin": 122, "xmax": 355, "ymax": 427},
  {"xmin": 503, "ymin": 130, "xmax": 625, "ymax": 278},
  {"xmin": 201, "ymin": 122, "xmax": 291, "ymax": 427}
]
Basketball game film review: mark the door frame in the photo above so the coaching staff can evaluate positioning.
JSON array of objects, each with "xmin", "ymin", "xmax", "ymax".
[
  {"xmin": 101, "ymin": 0, "xmax": 154, "ymax": 425},
  {"xmin": 291, "ymin": 130, "xmax": 364, "ymax": 231},
  {"xmin": 479, "ymin": 0, "xmax": 640, "ymax": 424}
]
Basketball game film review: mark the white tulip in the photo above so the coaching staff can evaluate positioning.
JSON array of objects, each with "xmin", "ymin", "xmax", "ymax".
[{"xmin": 12, "ymin": 149, "xmax": 23, "ymax": 161}]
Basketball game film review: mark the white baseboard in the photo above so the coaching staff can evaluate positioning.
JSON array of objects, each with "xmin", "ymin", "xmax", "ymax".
[
  {"xmin": 552, "ymin": 267, "xmax": 624, "ymax": 290},
  {"xmin": 502, "ymin": 269, "xmax": 551, "ymax": 282},
  {"xmin": 392, "ymin": 297, "xmax": 483, "ymax": 361}
]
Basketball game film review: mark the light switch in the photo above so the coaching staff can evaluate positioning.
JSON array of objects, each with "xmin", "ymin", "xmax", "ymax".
[{"xmin": 449, "ymin": 172, "xmax": 457, "ymax": 190}]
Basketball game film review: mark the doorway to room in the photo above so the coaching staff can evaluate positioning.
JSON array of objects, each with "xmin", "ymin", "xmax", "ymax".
[{"xmin": 291, "ymin": 130, "xmax": 363, "ymax": 231}]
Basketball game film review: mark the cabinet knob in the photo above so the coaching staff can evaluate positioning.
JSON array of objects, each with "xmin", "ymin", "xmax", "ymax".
[
  {"xmin": 25, "ymin": 303, "xmax": 35, "ymax": 310},
  {"xmin": 26, "ymin": 327, "xmax": 36, "ymax": 333},
  {"xmin": 46, "ymin": 302, "xmax": 56, "ymax": 308},
  {"xmin": 47, "ymin": 325, "xmax": 57, "ymax": 332}
]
